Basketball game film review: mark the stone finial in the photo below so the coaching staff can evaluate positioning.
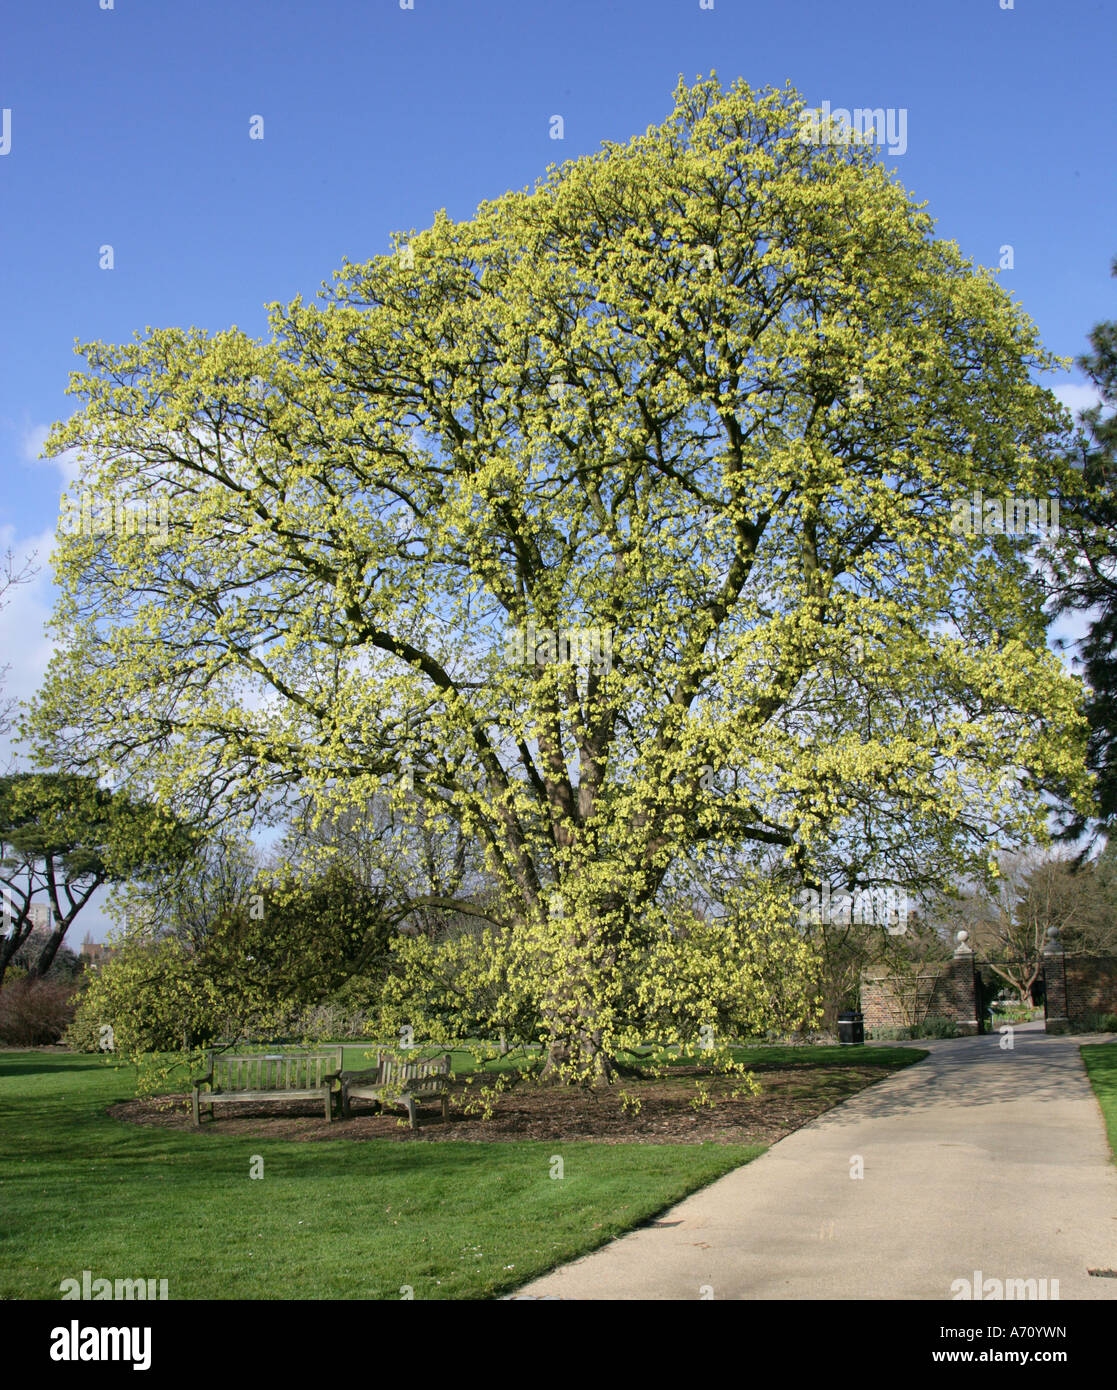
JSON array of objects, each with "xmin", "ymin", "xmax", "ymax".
[
  {"xmin": 954, "ymin": 928, "xmax": 973, "ymax": 956},
  {"xmin": 1043, "ymin": 923, "xmax": 1062, "ymax": 953}
]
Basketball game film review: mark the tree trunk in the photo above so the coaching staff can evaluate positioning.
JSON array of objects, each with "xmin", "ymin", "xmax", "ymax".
[
  {"xmin": 30, "ymin": 921, "xmax": 73, "ymax": 980},
  {"xmin": 533, "ymin": 891, "xmax": 624, "ymax": 1085},
  {"xmin": 0, "ymin": 917, "xmax": 35, "ymax": 993},
  {"xmin": 539, "ymin": 1023, "xmax": 616, "ymax": 1085}
]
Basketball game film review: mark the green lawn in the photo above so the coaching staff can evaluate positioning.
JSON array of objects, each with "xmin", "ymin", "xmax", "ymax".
[
  {"xmin": 0, "ymin": 1043, "xmax": 920, "ymax": 1300},
  {"xmin": 1082, "ymin": 1043, "xmax": 1117, "ymax": 1164}
]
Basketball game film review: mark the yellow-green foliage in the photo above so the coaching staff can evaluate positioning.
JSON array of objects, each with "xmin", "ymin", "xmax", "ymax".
[
  {"xmin": 30, "ymin": 76, "xmax": 1091, "ymax": 1082},
  {"xmin": 68, "ymin": 940, "xmax": 222, "ymax": 1055},
  {"xmin": 377, "ymin": 926, "xmax": 536, "ymax": 1050},
  {"xmin": 67, "ymin": 939, "xmax": 286, "ymax": 1094}
]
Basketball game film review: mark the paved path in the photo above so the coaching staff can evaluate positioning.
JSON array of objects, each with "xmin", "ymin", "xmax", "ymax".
[{"xmin": 513, "ymin": 1026, "xmax": 1117, "ymax": 1299}]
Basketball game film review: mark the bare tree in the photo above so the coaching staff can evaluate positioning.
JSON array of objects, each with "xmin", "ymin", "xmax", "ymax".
[
  {"xmin": 111, "ymin": 834, "xmax": 260, "ymax": 950},
  {"xmin": 278, "ymin": 790, "xmax": 496, "ymax": 941},
  {"xmin": 958, "ymin": 849, "xmax": 1112, "ymax": 1003}
]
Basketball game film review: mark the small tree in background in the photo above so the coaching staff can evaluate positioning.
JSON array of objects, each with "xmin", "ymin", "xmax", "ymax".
[
  {"xmin": 8, "ymin": 928, "xmax": 82, "ymax": 982},
  {"xmin": 955, "ymin": 849, "xmax": 1115, "ymax": 1004},
  {"xmin": 0, "ymin": 773, "xmax": 195, "ymax": 990}
]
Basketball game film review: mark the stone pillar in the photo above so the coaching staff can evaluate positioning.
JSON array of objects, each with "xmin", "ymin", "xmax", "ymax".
[
  {"xmin": 951, "ymin": 930, "xmax": 980, "ymax": 1035},
  {"xmin": 1043, "ymin": 925, "xmax": 1070, "ymax": 1034}
]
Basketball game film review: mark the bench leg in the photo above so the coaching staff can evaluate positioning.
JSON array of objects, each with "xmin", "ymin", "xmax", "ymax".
[
  {"xmin": 325, "ymin": 1089, "xmax": 333, "ymax": 1122},
  {"xmin": 406, "ymin": 1094, "xmax": 418, "ymax": 1130},
  {"xmin": 441, "ymin": 1093, "xmax": 449, "ymax": 1122},
  {"xmin": 191, "ymin": 1089, "xmax": 200, "ymax": 1126}
]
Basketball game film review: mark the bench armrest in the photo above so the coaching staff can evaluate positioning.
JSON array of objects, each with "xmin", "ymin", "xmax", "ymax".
[{"xmin": 340, "ymin": 1067, "xmax": 382, "ymax": 1085}]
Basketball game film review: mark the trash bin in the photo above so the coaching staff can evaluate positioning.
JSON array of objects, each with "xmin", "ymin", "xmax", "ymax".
[{"xmin": 837, "ymin": 1011, "xmax": 864, "ymax": 1045}]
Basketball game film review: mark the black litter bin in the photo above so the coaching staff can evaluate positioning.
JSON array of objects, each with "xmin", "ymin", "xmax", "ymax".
[{"xmin": 837, "ymin": 1011, "xmax": 865, "ymax": 1045}]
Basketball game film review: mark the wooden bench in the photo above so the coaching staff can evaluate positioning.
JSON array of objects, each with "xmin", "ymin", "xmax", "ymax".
[
  {"xmin": 340, "ymin": 1053, "xmax": 452, "ymax": 1129},
  {"xmin": 191, "ymin": 1048, "xmax": 345, "ymax": 1125}
]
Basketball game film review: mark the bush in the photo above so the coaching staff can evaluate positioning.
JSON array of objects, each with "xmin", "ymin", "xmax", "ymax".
[
  {"xmin": 868, "ymin": 1015, "xmax": 960, "ymax": 1040},
  {"xmin": 916, "ymin": 1014, "xmax": 960, "ymax": 1039},
  {"xmin": 278, "ymin": 997, "xmax": 376, "ymax": 1041},
  {"xmin": 62, "ymin": 1006, "xmax": 112, "ymax": 1053},
  {"xmin": 0, "ymin": 978, "xmax": 79, "ymax": 1045},
  {"xmin": 1079, "ymin": 1010, "xmax": 1117, "ymax": 1033},
  {"xmin": 66, "ymin": 939, "xmax": 227, "ymax": 1054}
]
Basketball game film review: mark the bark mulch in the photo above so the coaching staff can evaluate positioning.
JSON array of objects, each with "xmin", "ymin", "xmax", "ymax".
[{"xmin": 107, "ymin": 1062, "xmax": 900, "ymax": 1146}]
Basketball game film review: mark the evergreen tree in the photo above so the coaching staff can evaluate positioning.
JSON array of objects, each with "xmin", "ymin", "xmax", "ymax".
[{"xmin": 1051, "ymin": 257, "xmax": 1117, "ymax": 843}]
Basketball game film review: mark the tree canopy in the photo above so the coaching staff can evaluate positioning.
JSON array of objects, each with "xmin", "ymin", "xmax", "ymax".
[{"xmin": 28, "ymin": 76, "xmax": 1090, "ymax": 1080}]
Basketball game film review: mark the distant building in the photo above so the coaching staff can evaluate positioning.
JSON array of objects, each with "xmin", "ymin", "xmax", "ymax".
[
  {"xmin": 28, "ymin": 903, "xmax": 53, "ymax": 932},
  {"xmin": 79, "ymin": 933, "xmax": 119, "ymax": 965},
  {"xmin": 3, "ymin": 901, "xmax": 52, "ymax": 935}
]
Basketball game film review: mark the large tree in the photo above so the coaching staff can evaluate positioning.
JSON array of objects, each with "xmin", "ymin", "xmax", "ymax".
[
  {"xmin": 28, "ymin": 77, "xmax": 1090, "ymax": 1081},
  {"xmin": 1049, "ymin": 257, "xmax": 1117, "ymax": 845}
]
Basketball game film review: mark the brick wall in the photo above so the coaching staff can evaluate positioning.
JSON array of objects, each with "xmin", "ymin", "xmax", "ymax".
[
  {"xmin": 861, "ymin": 956, "xmax": 978, "ymax": 1034},
  {"xmin": 868, "ymin": 951, "xmax": 1117, "ymax": 1036},
  {"xmin": 1064, "ymin": 956, "xmax": 1117, "ymax": 1026}
]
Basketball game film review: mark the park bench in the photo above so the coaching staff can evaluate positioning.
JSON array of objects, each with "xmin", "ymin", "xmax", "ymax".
[
  {"xmin": 340, "ymin": 1052, "xmax": 452, "ymax": 1129},
  {"xmin": 191, "ymin": 1048, "xmax": 345, "ymax": 1125}
]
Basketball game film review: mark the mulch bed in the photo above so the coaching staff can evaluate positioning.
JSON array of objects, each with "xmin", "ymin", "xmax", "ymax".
[{"xmin": 107, "ymin": 1063, "xmax": 898, "ymax": 1146}]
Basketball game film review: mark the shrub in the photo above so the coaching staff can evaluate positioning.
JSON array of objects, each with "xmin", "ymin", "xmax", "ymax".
[
  {"xmin": 66, "ymin": 939, "xmax": 227, "ymax": 1054},
  {"xmin": 1079, "ymin": 1010, "xmax": 1117, "ymax": 1033},
  {"xmin": 62, "ymin": 1006, "xmax": 111, "ymax": 1053},
  {"xmin": 0, "ymin": 978, "xmax": 79, "ymax": 1045},
  {"xmin": 280, "ymin": 998, "xmax": 375, "ymax": 1041},
  {"xmin": 916, "ymin": 1014, "xmax": 960, "ymax": 1039},
  {"xmin": 871, "ymin": 1016, "xmax": 959, "ymax": 1040}
]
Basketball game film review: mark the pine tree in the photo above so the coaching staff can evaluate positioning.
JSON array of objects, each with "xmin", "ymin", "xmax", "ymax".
[{"xmin": 1051, "ymin": 258, "xmax": 1117, "ymax": 842}]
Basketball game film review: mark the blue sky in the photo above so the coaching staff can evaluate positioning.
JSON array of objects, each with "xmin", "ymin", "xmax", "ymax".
[{"xmin": 1, "ymin": 0, "xmax": 1114, "ymax": 937}]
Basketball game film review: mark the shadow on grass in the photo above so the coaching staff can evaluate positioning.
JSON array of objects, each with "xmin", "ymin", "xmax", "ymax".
[{"xmin": 0, "ymin": 1057, "xmax": 117, "ymax": 1077}]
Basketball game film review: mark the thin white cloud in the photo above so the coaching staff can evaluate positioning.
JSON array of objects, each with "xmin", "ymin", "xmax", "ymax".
[
  {"xmin": 1052, "ymin": 383, "xmax": 1103, "ymax": 418},
  {"xmin": 22, "ymin": 422, "xmax": 81, "ymax": 488}
]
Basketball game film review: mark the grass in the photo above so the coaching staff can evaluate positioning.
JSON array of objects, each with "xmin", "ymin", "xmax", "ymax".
[
  {"xmin": 1082, "ymin": 1043, "xmax": 1117, "ymax": 1164},
  {"xmin": 0, "ymin": 1043, "xmax": 920, "ymax": 1300}
]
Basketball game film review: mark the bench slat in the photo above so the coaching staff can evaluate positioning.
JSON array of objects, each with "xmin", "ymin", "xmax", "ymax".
[{"xmin": 207, "ymin": 1088, "xmax": 330, "ymax": 1102}]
